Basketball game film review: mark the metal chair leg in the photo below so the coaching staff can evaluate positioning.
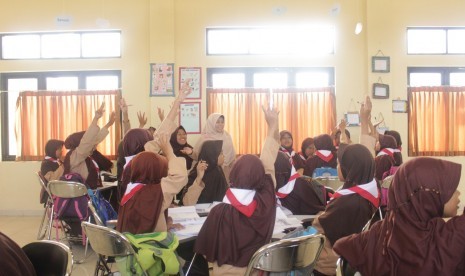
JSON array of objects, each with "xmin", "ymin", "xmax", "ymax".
[
  {"xmin": 37, "ymin": 203, "xmax": 50, "ymax": 240},
  {"xmin": 185, "ymin": 253, "xmax": 197, "ymax": 276}
]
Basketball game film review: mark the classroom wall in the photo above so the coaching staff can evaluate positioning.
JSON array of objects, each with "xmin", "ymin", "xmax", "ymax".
[{"xmin": 0, "ymin": 0, "xmax": 464, "ymax": 215}]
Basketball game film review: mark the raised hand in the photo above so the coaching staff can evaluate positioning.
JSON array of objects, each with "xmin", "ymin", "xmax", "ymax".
[
  {"xmin": 196, "ymin": 160, "xmax": 208, "ymax": 180},
  {"xmin": 119, "ymin": 98, "xmax": 128, "ymax": 113},
  {"xmin": 262, "ymin": 105, "xmax": 279, "ymax": 128},
  {"xmin": 156, "ymin": 133, "xmax": 174, "ymax": 159},
  {"xmin": 177, "ymin": 78, "xmax": 193, "ymax": 102},
  {"xmin": 94, "ymin": 102, "xmax": 105, "ymax": 120},
  {"xmin": 157, "ymin": 107, "xmax": 165, "ymax": 121},
  {"xmin": 137, "ymin": 111, "xmax": 147, "ymax": 128},
  {"xmin": 105, "ymin": 111, "xmax": 116, "ymax": 128}
]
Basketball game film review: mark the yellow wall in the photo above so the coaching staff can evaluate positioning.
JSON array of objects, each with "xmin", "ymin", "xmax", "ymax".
[{"xmin": 0, "ymin": 0, "xmax": 464, "ymax": 215}]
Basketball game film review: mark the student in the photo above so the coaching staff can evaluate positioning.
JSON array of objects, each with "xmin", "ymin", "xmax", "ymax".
[
  {"xmin": 170, "ymin": 125, "xmax": 194, "ymax": 170},
  {"xmin": 40, "ymin": 139, "xmax": 64, "ymax": 182},
  {"xmin": 279, "ymin": 130, "xmax": 295, "ymax": 158},
  {"xmin": 384, "ymin": 129, "xmax": 403, "ymax": 165},
  {"xmin": 181, "ymin": 140, "xmax": 228, "ymax": 205},
  {"xmin": 292, "ymin": 137, "xmax": 315, "ymax": 174},
  {"xmin": 193, "ymin": 113, "xmax": 236, "ymax": 181},
  {"xmin": 63, "ymin": 103, "xmax": 115, "ymax": 189},
  {"xmin": 374, "ymin": 134, "xmax": 398, "ymax": 180},
  {"xmin": 312, "ymin": 143, "xmax": 379, "ymax": 276},
  {"xmin": 194, "ymin": 106, "xmax": 279, "ymax": 276},
  {"xmin": 0, "ymin": 232, "xmax": 36, "ymax": 276},
  {"xmin": 275, "ymin": 151, "xmax": 326, "ymax": 215},
  {"xmin": 334, "ymin": 158, "xmax": 465, "ymax": 275},
  {"xmin": 116, "ymin": 134, "xmax": 188, "ymax": 234},
  {"xmin": 303, "ymin": 134, "xmax": 337, "ymax": 177}
]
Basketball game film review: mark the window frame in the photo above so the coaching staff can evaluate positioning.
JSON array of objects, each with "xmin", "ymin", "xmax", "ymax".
[
  {"xmin": 407, "ymin": 67, "xmax": 465, "ymax": 86},
  {"xmin": 407, "ymin": 27, "xmax": 465, "ymax": 55},
  {"xmin": 0, "ymin": 70, "xmax": 121, "ymax": 161}
]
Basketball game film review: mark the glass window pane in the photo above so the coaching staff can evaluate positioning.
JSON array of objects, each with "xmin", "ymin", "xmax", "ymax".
[
  {"xmin": 86, "ymin": 76, "xmax": 119, "ymax": 90},
  {"xmin": 2, "ymin": 35, "xmax": 40, "ymax": 59},
  {"xmin": 211, "ymin": 73, "xmax": 245, "ymax": 88},
  {"xmin": 409, "ymin": 73, "xmax": 442, "ymax": 86},
  {"xmin": 207, "ymin": 29, "xmax": 250, "ymax": 55},
  {"xmin": 41, "ymin": 33, "xmax": 81, "ymax": 58},
  {"xmin": 249, "ymin": 29, "xmax": 289, "ymax": 54},
  {"xmin": 254, "ymin": 73, "xmax": 288, "ymax": 88},
  {"xmin": 407, "ymin": 29, "xmax": 446, "ymax": 54},
  {"xmin": 82, "ymin": 32, "xmax": 121, "ymax": 57},
  {"xmin": 448, "ymin": 29, "xmax": 465, "ymax": 54},
  {"xmin": 46, "ymin": 77, "xmax": 79, "ymax": 90},
  {"xmin": 7, "ymin": 78, "xmax": 38, "ymax": 155},
  {"xmin": 296, "ymin": 72, "xmax": 330, "ymax": 88},
  {"xmin": 450, "ymin": 72, "xmax": 465, "ymax": 86}
]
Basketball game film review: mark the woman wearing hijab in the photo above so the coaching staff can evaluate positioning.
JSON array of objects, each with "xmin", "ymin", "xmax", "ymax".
[
  {"xmin": 118, "ymin": 128, "xmax": 154, "ymax": 202},
  {"xmin": 181, "ymin": 140, "xmax": 228, "ymax": 205},
  {"xmin": 0, "ymin": 232, "xmax": 36, "ymax": 276},
  {"xmin": 40, "ymin": 139, "xmax": 65, "ymax": 182},
  {"xmin": 116, "ymin": 134, "xmax": 188, "ymax": 234},
  {"xmin": 275, "ymin": 151, "xmax": 326, "ymax": 215},
  {"xmin": 312, "ymin": 143, "xmax": 379, "ymax": 276},
  {"xmin": 193, "ymin": 113, "xmax": 236, "ymax": 181},
  {"xmin": 194, "ymin": 106, "xmax": 279, "ymax": 275},
  {"xmin": 170, "ymin": 125, "xmax": 194, "ymax": 170},
  {"xmin": 279, "ymin": 130, "xmax": 295, "ymax": 158},
  {"xmin": 63, "ymin": 103, "xmax": 115, "ymax": 189},
  {"xmin": 303, "ymin": 134, "xmax": 337, "ymax": 177},
  {"xmin": 292, "ymin": 137, "xmax": 315, "ymax": 174},
  {"xmin": 384, "ymin": 130, "xmax": 403, "ymax": 165},
  {"xmin": 334, "ymin": 158, "xmax": 465, "ymax": 275},
  {"xmin": 374, "ymin": 134, "xmax": 399, "ymax": 180}
]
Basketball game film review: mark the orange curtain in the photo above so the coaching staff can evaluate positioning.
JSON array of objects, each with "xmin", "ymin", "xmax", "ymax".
[
  {"xmin": 207, "ymin": 87, "xmax": 336, "ymax": 154},
  {"xmin": 15, "ymin": 90, "xmax": 121, "ymax": 161},
  {"xmin": 408, "ymin": 86, "xmax": 465, "ymax": 156}
]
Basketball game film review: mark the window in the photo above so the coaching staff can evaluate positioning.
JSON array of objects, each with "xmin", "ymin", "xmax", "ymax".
[
  {"xmin": 1, "ymin": 30, "xmax": 121, "ymax": 59},
  {"xmin": 407, "ymin": 27, "xmax": 465, "ymax": 54},
  {"xmin": 408, "ymin": 67, "xmax": 465, "ymax": 156},
  {"xmin": 206, "ymin": 26, "xmax": 335, "ymax": 56},
  {"xmin": 1, "ymin": 71, "xmax": 121, "ymax": 161},
  {"xmin": 207, "ymin": 67, "xmax": 336, "ymax": 155}
]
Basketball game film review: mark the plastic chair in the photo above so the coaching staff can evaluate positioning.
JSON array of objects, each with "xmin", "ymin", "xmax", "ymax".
[
  {"xmin": 22, "ymin": 240, "xmax": 73, "ymax": 276},
  {"xmin": 88, "ymin": 200, "xmax": 117, "ymax": 229},
  {"xmin": 36, "ymin": 171, "xmax": 54, "ymax": 240},
  {"xmin": 81, "ymin": 221, "xmax": 148, "ymax": 276},
  {"xmin": 244, "ymin": 234, "xmax": 325, "ymax": 275}
]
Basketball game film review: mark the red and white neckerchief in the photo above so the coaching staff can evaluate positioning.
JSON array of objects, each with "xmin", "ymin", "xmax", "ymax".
[
  {"xmin": 223, "ymin": 188, "xmax": 257, "ymax": 217},
  {"xmin": 280, "ymin": 147, "xmax": 295, "ymax": 160},
  {"xmin": 331, "ymin": 178, "xmax": 380, "ymax": 208},
  {"xmin": 88, "ymin": 156, "xmax": 100, "ymax": 174},
  {"xmin": 121, "ymin": 182, "xmax": 145, "ymax": 206},
  {"xmin": 45, "ymin": 156, "xmax": 59, "ymax": 163},
  {"xmin": 315, "ymin": 150, "xmax": 334, "ymax": 163},
  {"xmin": 377, "ymin": 148, "xmax": 395, "ymax": 158},
  {"xmin": 276, "ymin": 164, "xmax": 300, "ymax": 198},
  {"xmin": 124, "ymin": 155, "xmax": 136, "ymax": 169},
  {"xmin": 394, "ymin": 147, "xmax": 402, "ymax": 153},
  {"xmin": 297, "ymin": 152, "xmax": 306, "ymax": 161}
]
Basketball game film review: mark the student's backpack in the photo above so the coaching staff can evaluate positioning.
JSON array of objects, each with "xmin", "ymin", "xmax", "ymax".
[
  {"xmin": 87, "ymin": 188, "xmax": 118, "ymax": 226},
  {"xmin": 116, "ymin": 232, "xmax": 180, "ymax": 276}
]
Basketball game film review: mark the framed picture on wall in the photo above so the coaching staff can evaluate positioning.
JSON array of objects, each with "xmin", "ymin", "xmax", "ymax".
[
  {"xmin": 179, "ymin": 67, "xmax": 202, "ymax": 99},
  {"xmin": 179, "ymin": 102, "xmax": 201, "ymax": 134},
  {"xmin": 372, "ymin": 83, "xmax": 390, "ymax": 99},
  {"xmin": 371, "ymin": 56, "xmax": 390, "ymax": 73},
  {"xmin": 150, "ymin": 63, "xmax": 175, "ymax": 96},
  {"xmin": 345, "ymin": 112, "xmax": 361, "ymax": 126},
  {"xmin": 392, "ymin": 99, "xmax": 408, "ymax": 113}
]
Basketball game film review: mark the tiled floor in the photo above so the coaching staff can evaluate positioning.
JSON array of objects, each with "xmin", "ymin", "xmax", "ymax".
[{"xmin": 1, "ymin": 215, "xmax": 106, "ymax": 276}]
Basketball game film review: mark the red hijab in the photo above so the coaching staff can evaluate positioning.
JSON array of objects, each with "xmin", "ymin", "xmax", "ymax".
[
  {"xmin": 334, "ymin": 157, "xmax": 465, "ymax": 275},
  {"xmin": 194, "ymin": 154, "xmax": 276, "ymax": 267},
  {"xmin": 116, "ymin": 151, "xmax": 168, "ymax": 234}
]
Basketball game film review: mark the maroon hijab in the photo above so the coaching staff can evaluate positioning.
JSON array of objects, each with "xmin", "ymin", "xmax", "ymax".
[
  {"xmin": 0, "ymin": 232, "xmax": 36, "ymax": 276},
  {"xmin": 292, "ymin": 137, "xmax": 314, "ymax": 170},
  {"xmin": 275, "ymin": 152, "xmax": 326, "ymax": 215},
  {"xmin": 194, "ymin": 154, "xmax": 276, "ymax": 267},
  {"xmin": 318, "ymin": 143, "xmax": 377, "ymax": 246},
  {"xmin": 375, "ymin": 134, "xmax": 398, "ymax": 180},
  {"xmin": 303, "ymin": 134, "xmax": 337, "ymax": 177},
  {"xmin": 334, "ymin": 158, "xmax": 465, "ymax": 275},
  {"xmin": 116, "ymin": 151, "xmax": 167, "ymax": 234},
  {"xmin": 40, "ymin": 139, "xmax": 64, "ymax": 176}
]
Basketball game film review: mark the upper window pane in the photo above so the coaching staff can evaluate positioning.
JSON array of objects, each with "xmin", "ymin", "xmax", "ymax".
[
  {"xmin": 296, "ymin": 72, "xmax": 330, "ymax": 88},
  {"xmin": 407, "ymin": 29, "xmax": 446, "ymax": 54},
  {"xmin": 41, "ymin": 33, "xmax": 81, "ymax": 58},
  {"xmin": 447, "ymin": 29, "xmax": 465, "ymax": 54},
  {"xmin": 211, "ymin": 73, "xmax": 245, "ymax": 88},
  {"xmin": 409, "ymin": 73, "xmax": 442, "ymax": 86},
  {"xmin": 450, "ymin": 72, "xmax": 465, "ymax": 86},
  {"xmin": 82, "ymin": 32, "xmax": 121, "ymax": 57},
  {"xmin": 207, "ymin": 29, "xmax": 250, "ymax": 55},
  {"xmin": 254, "ymin": 73, "xmax": 288, "ymax": 88},
  {"xmin": 46, "ymin": 77, "xmax": 79, "ymax": 90},
  {"xmin": 2, "ymin": 35, "xmax": 40, "ymax": 59},
  {"xmin": 86, "ymin": 76, "xmax": 119, "ymax": 90}
]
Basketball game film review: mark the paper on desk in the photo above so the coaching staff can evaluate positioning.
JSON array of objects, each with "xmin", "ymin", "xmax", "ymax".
[
  {"xmin": 195, "ymin": 201, "xmax": 222, "ymax": 213},
  {"xmin": 168, "ymin": 206, "xmax": 200, "ymax": 223},
  {"xmin": 273, "ymin": 207, "xmax": 303, "ymax": 234},
  {"xmin": 173, "ymin": 223, "xmax": 204, "ymax": 236}
]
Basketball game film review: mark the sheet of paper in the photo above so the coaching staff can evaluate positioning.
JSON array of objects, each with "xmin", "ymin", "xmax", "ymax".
[{"xmin": 168, "ymin": 206, "xmax": 200, "ymax": 223}]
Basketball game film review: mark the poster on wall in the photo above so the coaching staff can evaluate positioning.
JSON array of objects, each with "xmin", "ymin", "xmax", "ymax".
[
  {"xmin": 150, "ymin": 63, "xmax": 174, "ymax": 96},
  {"xmin": 179, "ymin": 67, "xmax": 202, "ymax": 99},
  {"xmin": 179, "ymin": 102, "xmax": 201, "ymax": 134}
]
